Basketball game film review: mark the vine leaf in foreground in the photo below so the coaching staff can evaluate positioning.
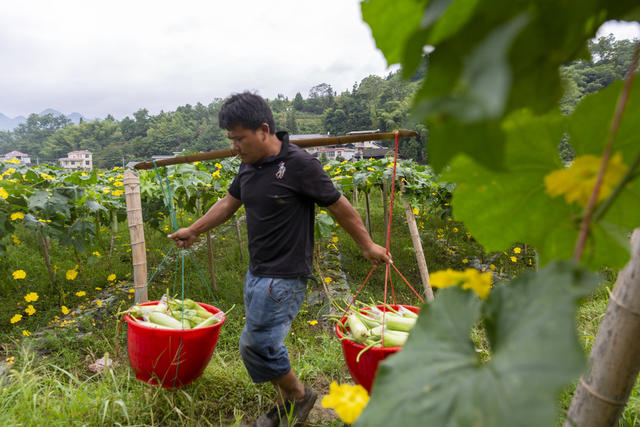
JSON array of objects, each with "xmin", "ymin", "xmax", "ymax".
[{"xmin": 356, "ymin": 261, "xmax": 599, "ymax": 427}]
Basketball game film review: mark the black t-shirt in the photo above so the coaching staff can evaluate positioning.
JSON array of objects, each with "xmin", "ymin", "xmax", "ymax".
[{"xmin": 228, "ymin": 131, "xmax": 341, "ymax": 278}]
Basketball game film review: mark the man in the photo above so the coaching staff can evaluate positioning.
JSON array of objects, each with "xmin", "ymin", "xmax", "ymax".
[{"xmin": 169, "ymin": 92, "xmax": 390, "ymax": 426}]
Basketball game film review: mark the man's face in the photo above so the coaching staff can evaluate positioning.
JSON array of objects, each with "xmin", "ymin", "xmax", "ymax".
[{"xmin": 227, "ymin": 124, "xmax": 268, "ymax": 164}]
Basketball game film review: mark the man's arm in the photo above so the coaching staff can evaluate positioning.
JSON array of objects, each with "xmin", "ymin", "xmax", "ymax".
[
  {"xmin": 326, "ymin": 195, "xmax": 391, "ymax": 265},
  {"xmin": 168, "ymin": 192, "xmax": 242, "ymax": 248}
]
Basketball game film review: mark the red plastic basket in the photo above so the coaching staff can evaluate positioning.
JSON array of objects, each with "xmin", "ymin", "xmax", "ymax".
[
  {"xmin": 336, "ymin": 304, "xmax": 420, "ymax": 393},
  {"xmin": 124, "ymin": 301, "xmax": 226, "ymax": 388}
]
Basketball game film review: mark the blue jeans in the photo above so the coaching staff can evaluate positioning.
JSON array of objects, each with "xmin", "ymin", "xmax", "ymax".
[{"xmin": 239, "ymin": 271, "xmax": 308, "ymax": 383}]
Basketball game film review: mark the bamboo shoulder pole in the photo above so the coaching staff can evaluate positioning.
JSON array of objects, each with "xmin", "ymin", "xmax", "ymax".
[
  {"xmin": 133, "ymin": 130, "xmax": 419, "ymax": 170},
  {"xmin": 124, "ymin": 169, "xmax": 148, "ymax": 303},
  {"xmin": 565, "ymin": 228, "xmax": 640, "ymax": 426}
]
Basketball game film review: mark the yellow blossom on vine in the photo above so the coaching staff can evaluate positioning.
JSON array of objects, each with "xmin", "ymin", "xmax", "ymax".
[
  {"xmin": 490, "ymin": 264, "xmax": 496, "ymax": 271},
  {"xmin": 215, "ymin": 162, "xmax": 222, "ymax": 169},
  {"xmin": 24, "ymin": 305, "xmax": 36, "ymax": 316},
  {"xmin": 75, "ymin": 291, "xmax": 86, "ymax": 297},
  {"xmin": 0, "ymin": 188, "xmax": 8, "ymax": 199},
  {"xmin": 10, "ymin": 314, "xmax": 22, "ymax": 324},
  {"xmin": 13, "ymin": 270, "xmax": 26, "ymax": 280},
  {"xmin": 412, "ymin": 207, "xmax": 419, "ymax": 216},
  {"xmin": 324, "ymin": 277, "xmax": 333, "ymax": 284},
  {"xmin": 308, "ymin": 320, "xmax": 318, "ymax": 326},
  {"xmin": 510, "ymin": 256, "xmax": 517, "ymax": 263},
  {"xmin": 322, "ymin": 381, "xmax": 369, "ymax": 424},
  {"xmin": 96, "ymin": 300, "xmax": 103, "ymax": 307},
  {"xmin": 113, "ymin": 181, "xmax": 124, "ymax": 187},
  {"xmin": 107, "ymin": 273, "xmax": 116, "ymax": 281},
  {"xmin": 211, "ymin": 170, "xmax": 221, "ymax": 179},
  {"xmin": 430, "ymin": 268, "xmax": 492, "ymax": 299},
  {"xmin": 61, "ymin": 306, "xmax": 70, "ymax": 315},
  {"xmin": 323, "ymin": 165, "xmax": 331, "ymax": 171},
  {"xmin": 111, "ymin": 189, "xmax": 124, "ymax": 196},
  {"xmin": 544, "ymin": 152, "xmax": 628, "ymax": 207},
  {"xmin": 24, "ymin": 292, "xmax": 38, "ymax": 302},
  {"xmin": 22, "ymin": 330, "xmax": 31, "ymax": 336},
  {"xmin": 92, "ymin": 251, "xmax": 101, "ymax": 258},
  {"xmin": 332, "ymin": 236, "xmax": 339, "ymax": 243},
  {"xmin": 66, "ymin": 269, "xmax": 78, "ymax": 280},
  {"xmin": 514, "ymin": 247, "xmax": 521, "ymax": 254},
  {"xmin": 10, "ymin": 212, "xmax": 24, "ymax": 221},
  {"xmin": 11, "ymin": 235, "xmax": 21, "ymax": 244}
]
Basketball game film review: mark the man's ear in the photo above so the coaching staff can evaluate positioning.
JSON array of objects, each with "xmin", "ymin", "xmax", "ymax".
[{"xmin": 259, "ymin": 122, "xmax": 270, "ymax": 136}]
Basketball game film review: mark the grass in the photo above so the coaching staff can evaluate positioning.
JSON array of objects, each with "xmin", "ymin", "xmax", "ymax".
[{"xmin": 0, "ymin": 193, "xmax": 639, "ymax": 425}]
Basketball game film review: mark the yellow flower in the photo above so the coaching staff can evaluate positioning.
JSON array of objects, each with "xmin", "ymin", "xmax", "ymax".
[
  {"xmin": 430, "ymin": 268, "xmax": 492, "ymax": 299},
  {"xmin": 324, "ymin": 277, "xmax": 333, "ymax": 284},
  {"xmin": 513, "ymin": 247, "xmax": 522, "ymax": 254},
  {"xmin": 129, "ymin": 289, "xmax": 135, "ymax": 293},
  {"xmin": 96, "ymin": 300, "xmax": 103, "ymax": 307},
  {"xmin": 10, "ymin": 314, "xmax": 22, "ymax": 324},
  {"xmin": 37, "ymin": 218, "xmax": 52, "ymax": 223},
  {"xmin": 111, "ymin": 189, "xmax": 124, "ymax": 196},
  {"xmin": 75, "ymin": 291, "xmax": 86, "ymax": 297},
  {"xmin": 92, "ymin": 251, "xmax": 101, "ymax": 258},
  {"xmin": 0, "ymin": 188, "xmax": 8, "ymax": 199},
  {"xmin": 510, "ymin": 256, "xmax": 517, "ymax": 263},
  {"xmin": 215, "ymin": 162, "xmax": 222, "ymax": 169},
  {"xmin": 366, "ymin": 167, "xmax": 375, "ymax": 171},
  {"xmin": 321, "ymin": 382, "xmax": 369, "ymax": 425},
  {"xmin": 332, "ymin": 236, "xmax": 339, "ymax": 243},
  {"xmin": 489, "ymin": 264, "xmax": 496, "ymax": 271},
  {"xmin": 107, "ymin": 274, "xmax": 116, "ymax": 281},
  {"xmin": 323, "ymin": 165, "xmax": 331, "ymax": 171},
  {"xmin": 462, "ymin": 258, "xmax": 469, "ymax": 264},
  {"xmin": 113, "ymin": 181, "xmax": 124, "ymax": 187},
  {"xmin": 22, "ymin": 330, "xmax": 31, "ymax": 336},
  {"xmin": 24, "ymin": 292, "xmax": 38, "ymax": 302},
  {"xmin": 10, "ymin": 212, "xmax": 24, "ymax": 221},
  {"xmin": 544, "ymin": 152, "xmax": 628, "ymax": 207},
  {"xmin": 412, "ymin": 207, "xmax": 419, "ymax": 216},
  {"xmin": 24, "ymin": 305, "xmax": 36, "ymax": 316},
  {"xmin": 11, "ymin": 234, "xmax": 21, "ymax": 244},
  {"xmin": 453, "ymin": 227, "xmax": 459, "ymax": 233},
  {"xmin": 95, "ymin": 287, "xmax": 102, "ymax": 291},
  {"xmin": 308, "ymin": 320, "xmax": 318, "ymax": 326},
  {"xmin": 61, "ymin": 306, "xmax": 70, "ymax": 315},
  {"xmin": 211, "ymin": 170, "xmax": 221, "ymax": 179},
  {"xmin": 66, "ymin": 269, "xmax": 78, "ymax": 280},
  {"xmin": 12, "ymin": 270, "xmax": 26, "ymax": 280}
]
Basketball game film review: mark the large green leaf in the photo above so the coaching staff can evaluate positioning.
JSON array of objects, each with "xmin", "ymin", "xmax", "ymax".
[{"xmin": 356, "ymin": 261, "xmax": 599, "ymax": 426}]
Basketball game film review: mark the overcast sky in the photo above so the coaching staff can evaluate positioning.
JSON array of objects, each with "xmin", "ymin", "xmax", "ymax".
[{"xmin": 1, "ymin": 1, "xmax": 638, "ymax": 120}]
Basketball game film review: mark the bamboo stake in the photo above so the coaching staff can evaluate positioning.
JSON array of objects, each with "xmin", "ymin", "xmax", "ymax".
[
  {"xmin": 365, "ymin": 192, "xmax": 372, "ymax": 237},
  {"xmin": 197, "ymin": 198, "xmax": 217, "ymax": 291},
  {"xmin": 38, "ymin": 231, "xmax": 55, "ymax": 287},
  {"xmin": 124, "ymin": 169, "xmax": 148, "ymax": 303},
  {"xmin": 353, "ymin": 187, "xmax": 359, "ymax": 208},
  {"xmin": 109, "ymin": 210, "xmax": 118, "ymax": 257},
  {"xmin": 382, "ymin": 180, "xmax": 389, "ymax": 234},
  {"xmin": 565, "ymin": 228, "xmax": 640, "ymax": 426},
  {"xmin": 402, "ymin": 197, "xmax": 434, "ymax": 301},
  {"xmin": 133, "ymin": 130, "xmax": 419, "ymax": 170}
]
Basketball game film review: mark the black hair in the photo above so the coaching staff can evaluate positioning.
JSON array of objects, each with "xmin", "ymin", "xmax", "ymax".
[{"xmin": 218, "ymin": 92, "xmax": 276, "ymax": 134}]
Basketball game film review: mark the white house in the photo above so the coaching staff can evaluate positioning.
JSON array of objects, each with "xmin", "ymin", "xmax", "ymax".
[
  {"xmin": 59, "ymin": 150, "xmax": 93, "ymax": 170},
  {"xmin": 3, "ymin": 150, "xmax": 31, "ymax": 164}
]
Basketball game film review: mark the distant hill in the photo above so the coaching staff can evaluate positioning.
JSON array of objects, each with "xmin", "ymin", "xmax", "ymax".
[{"xmin": 0, "ymin": 109, "xmax": 86, "ymax": 131}]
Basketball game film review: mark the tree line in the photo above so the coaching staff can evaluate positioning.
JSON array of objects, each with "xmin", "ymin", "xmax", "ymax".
[{"xmin": 0, "ymin": 35, "xmax": 635, "ymax": 169}]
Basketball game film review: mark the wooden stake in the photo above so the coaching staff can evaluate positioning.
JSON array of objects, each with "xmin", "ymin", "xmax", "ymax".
[
  {"xmin": 124, "ymin": 169, "xmax": 148, "ymax": 303},
  {"xmin": 402, "ymin": 198, "xmax": 434, "ymax": 301},
  {"xmin": 38, "ymin": 231, "xmax": 55, "ymax": 287},
  {"xmin": 565, "ymin": 228, "xmax": 640, "ymax": 426}
]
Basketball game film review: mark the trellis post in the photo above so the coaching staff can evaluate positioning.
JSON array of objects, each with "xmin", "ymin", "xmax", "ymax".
[{"xmin": 124, "ymin": 169, "xmax": 148, "ymax": 302}]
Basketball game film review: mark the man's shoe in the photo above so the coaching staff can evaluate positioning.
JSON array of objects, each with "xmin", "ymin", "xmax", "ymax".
[
  {"xmin": 282, "ymin": 385, "xmax": 317, "ymax": 427},
  {"xmin": 254, "ymin": 404, "xmax": 286, "ymax": 427},
  {"xmin": 253, "ymin": 386, "xmax": 317, "ymax": 427}
]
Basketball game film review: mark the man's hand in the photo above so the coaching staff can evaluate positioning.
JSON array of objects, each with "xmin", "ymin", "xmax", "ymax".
[
  {"xmin": 362, "ymin": 243, "xmax": 392, "ymax": 266},
  {"xmin": 168, "ymin": 227, "xmax": 199, "ymax": 249}
]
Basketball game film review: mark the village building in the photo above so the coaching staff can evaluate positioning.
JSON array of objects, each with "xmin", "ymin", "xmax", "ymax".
[
  {"xmin": 59, "ymin": 150, "xmax": 93, "ymax": 170},
  {"xmin": 3, "ymin": 150, "xmax": 31, "ymax": 164}
]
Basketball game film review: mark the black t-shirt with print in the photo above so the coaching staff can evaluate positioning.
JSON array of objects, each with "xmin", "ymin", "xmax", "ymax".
[{"xmin": 228, "ymin": 131, "xmax": 341, "ymax": 278}]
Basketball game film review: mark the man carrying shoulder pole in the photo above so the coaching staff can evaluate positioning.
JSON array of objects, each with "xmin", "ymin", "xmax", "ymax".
[{"xmin": 169, "ymin": 92, "xmax": 391, "ymax": 426}]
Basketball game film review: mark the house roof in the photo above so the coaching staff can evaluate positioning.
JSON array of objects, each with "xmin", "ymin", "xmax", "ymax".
[
  {"xmin": 69, "ymin": 150, "xmax": 92, "ymax": 154},
  {"xmin": 4, "ymin": 150, "xmax": 29, "ymax": 157}
]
